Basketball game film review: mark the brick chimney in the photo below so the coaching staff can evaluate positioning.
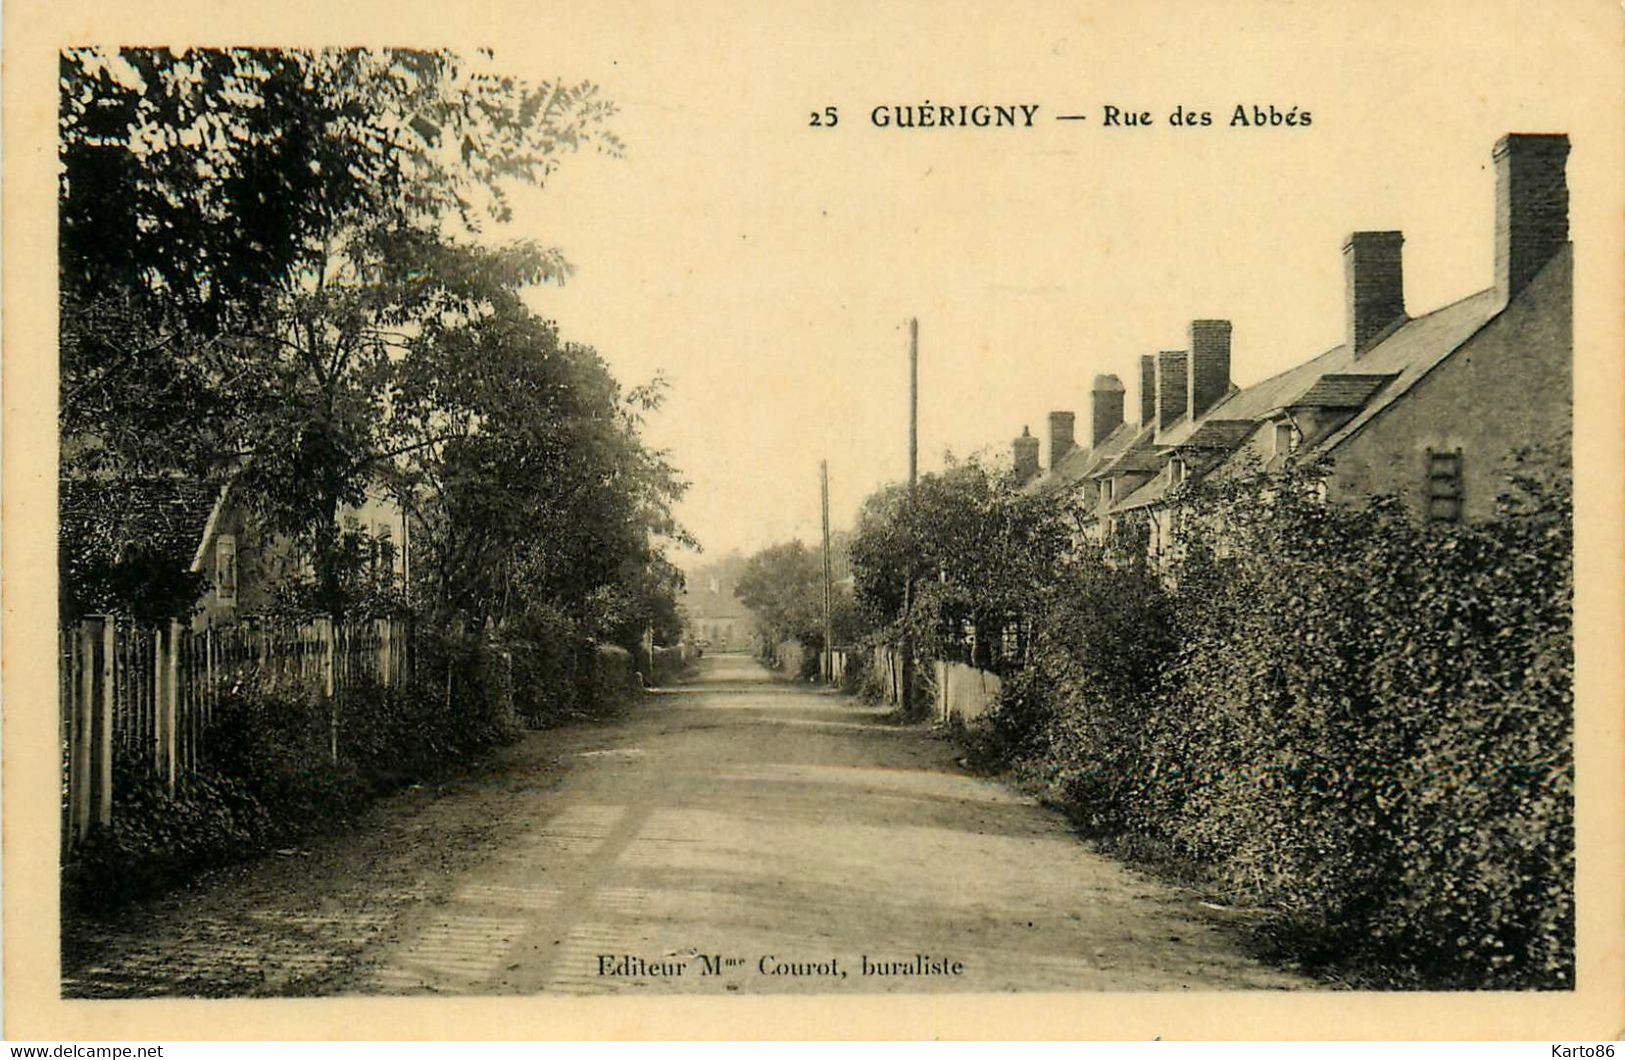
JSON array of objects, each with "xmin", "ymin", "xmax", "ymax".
[
  {"xmin": 1047, "ymin": 411, "xmax": 1076, "ymax": 469},
  {"xmin": 1012, "ymin": 426, "xmax": 1040, "ymax": 482},
  {"xmin": 1344, "ymin": 231, "xmax": 1406, "ymax": 356},
  {"xmin": 1090, "ymin": 374, "xmax": 1125, "ymax": 446},
  {"xmin": 1139, "ymin": 355, "xmax": 1156, "ymax": 428},
  {"xmin": 1495, "ymin": 133, "xmax": 1570, "ymax": 303},
  {"xmin": 1154, "ymin": 351, "xmax": 1188, "ymax": 432},
  {"xmin": 1187, "ymin": 320, "xmax": 1232, "ymax": 419}
]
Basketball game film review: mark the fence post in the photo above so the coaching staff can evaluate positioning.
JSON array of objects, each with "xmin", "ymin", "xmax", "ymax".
[
  {"xmin": 98, "ymin": 618, "xmax": 115, "ymax": 827},
  {"xmin": 152, "ymin": 627, "xmax": 164, "ymax": 780},
  {"xmin": 186, "ymin": 628, "xmax": 198, "ymax": 772},
  {"xmin": 164, "ymin": 619, "xmax": 180, "ymax": 796},
  {"xmin": 70, "ymin": 620, "xmax": 96, "ymax": 845},
  {"xmin": 378, "ymin": 618, "xmax": 391, "ymax": 688},
  {"xmin": 323, "ymin": 618, "xmax": 338, "ymax": 764},
  {"xmin": 204, "ymin": 623, "xmax": 214, "ymax": 728}
]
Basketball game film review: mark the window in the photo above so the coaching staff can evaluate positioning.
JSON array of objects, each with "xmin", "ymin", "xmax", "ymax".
[
  {"xmin": 1170, "ymin": 457, "xmax": 1187, "ymax": 486},
  {"xmin": 371, "ymin": 525, "xmax": 394, "ymax": 575},
  {"xmin": 215, "ymin": 534, "xmax": 238, "ymax": 602},
  {"xmin": 1274, "ymin": 421, "xmax": 1297, "ymax": 456},
  {"xmin": 1425, "ymin": 448, "xmax": 1464, "ymax": 523}
]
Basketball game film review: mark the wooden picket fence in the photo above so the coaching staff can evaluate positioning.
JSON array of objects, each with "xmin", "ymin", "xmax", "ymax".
[{"xmin": 60, "ymin": 615, "xmax": 408, "ymax": 850}]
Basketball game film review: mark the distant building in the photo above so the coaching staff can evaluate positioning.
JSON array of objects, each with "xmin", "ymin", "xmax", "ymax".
[
  {"xmin": 1014, "ymin": 132, "xmax": 1572, "ymax": 551},
  {"xmin": 679, "ymin": 553, "xmax": 753, "ymax": 651}
]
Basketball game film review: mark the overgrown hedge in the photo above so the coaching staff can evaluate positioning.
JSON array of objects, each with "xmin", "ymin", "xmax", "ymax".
[{"xmin": 985, "ymin": 458, "xmax": 1572, "ymax": 989}]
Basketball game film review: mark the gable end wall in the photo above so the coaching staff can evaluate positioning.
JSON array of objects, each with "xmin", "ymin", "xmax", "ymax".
[{"xmin": 1325, "ymin": 249, "xmax": 1571, "ymax": 520}]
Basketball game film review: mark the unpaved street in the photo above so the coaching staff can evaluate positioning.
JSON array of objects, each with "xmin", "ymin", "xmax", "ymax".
[{"xmin": 64, "ymin": 655, "xmax": 1309, "ymax": 996}]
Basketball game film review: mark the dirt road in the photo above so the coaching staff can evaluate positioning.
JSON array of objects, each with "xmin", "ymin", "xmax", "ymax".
[{"xmin": 63, "ymin": 654, "xmax": 1309, "ymax": 996}]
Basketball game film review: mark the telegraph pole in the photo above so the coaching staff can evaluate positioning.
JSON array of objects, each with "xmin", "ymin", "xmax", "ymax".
[
  {"xmin": 821, "ymin": 459, "xmax": 833, "ymax": 682},
  {"xmin": 908, "ymin": 317, "xmax": 919, "ymax": 487},
  {"xmin": 900, "ymin": 317, "xmax": 919, "ymax": 713}
]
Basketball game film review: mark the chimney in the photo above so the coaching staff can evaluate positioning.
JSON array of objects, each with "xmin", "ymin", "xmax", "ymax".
[
  {"xmin": 1090, "ymin": 374, "xmax": 1125, "ymax": 446},
  {"xmin": 1188, "ymin": 320, "xmax": 1232, "ymax": 419},
  {"xmin": 1344, "ymin": 231, "xmax": 1407, "ymax": 356},
  {"xmin": 1012, "ymin": 426, "xmax": 1040, "ymax": 482},
  {"xmin": 1495, "ymin": 133, "xmax": 1570, "ymax": 303},
  {"xmin": 1139, "ymin": 355, "xmax": 1157, "ymax": 428},
  {"xmin": 1047, "ymin": 411, "xmax": 1076, "ymax": 469},
  {"xmin": 1154, "ymin": 351, "xmax": 1188, "ymax": 431}
]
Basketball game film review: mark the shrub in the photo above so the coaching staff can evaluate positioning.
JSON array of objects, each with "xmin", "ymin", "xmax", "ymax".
[
  {"xmin": 993, "ymin": 555, "xmax": 1177, "ymax": 831},
  {"xmin": 411, "ymin": 625, "xmax": 522, "ymax": 741},
  {"xmin": 63, "ymin": 668, "xmax": 524, "ymax": 914},
  {"xmin": 960, "ymin": 456, "xmax": 1572, "ymax": 988},
  {"xmin": 836, "ymin": 646, "xmax": 869, "ymax": 696},
  {"xmin": 63, "ymin": 755, "xmax": 273, "ymax": 909},
  {"xmin": 506, "ymin": 604, "xmax": 586, "ymax": 726},
  {"xmin": 582, "ymin": 643, "xmax": 634, "ymax": 713},
  {"xmin": 1149, "ymin": 462, "xmax": 1573, "ymax": 987}
]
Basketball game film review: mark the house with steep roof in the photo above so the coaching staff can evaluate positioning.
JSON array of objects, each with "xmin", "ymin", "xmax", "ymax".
[
  {"xmin": 61, "ymin": 472, "xmax": 410, "ymax": 628},
  {"xmin": 1011, "ymin": 132, "xmax": 1572, "ymax": 555}
]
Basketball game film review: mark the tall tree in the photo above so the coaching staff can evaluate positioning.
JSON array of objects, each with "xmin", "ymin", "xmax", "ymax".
[
  {"xmin": 847, "ymin": 459, "xmax": 1073, "ymax": 663},
  {"xmin": 733, "ymin": 540, "xmax": 857, "ymax": 654},
  {"xmin": 59, "ymin": 47, "xmax": 623, "ymax": 621},
  {"xmin": 385, "ymin": 259, "xmax": 691, "ymax": 638}
]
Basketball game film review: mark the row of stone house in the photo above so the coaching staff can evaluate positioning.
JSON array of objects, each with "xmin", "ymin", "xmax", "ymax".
[{"xmin": 1009, "ymin": 132, "xmax": 1572, "ymax": 555}]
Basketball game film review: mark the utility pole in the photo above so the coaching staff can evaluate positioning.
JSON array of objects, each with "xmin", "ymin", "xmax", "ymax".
[
  {"xmin": 908, "ymin": 316, "xmax": 919, "ymax": 487},
  {"xmin": 900, "ymin": 317, "xmax": 919, "ymax": 714},
  {"xmin": 821, "ymin": 459, "xmax": 833, "ymax": 683}
]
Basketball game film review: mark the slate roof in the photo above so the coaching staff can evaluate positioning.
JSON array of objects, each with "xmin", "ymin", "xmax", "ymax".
[
  {"xmin": 1113, "ymin": 473, "xmax": 1171, "ymax": 512},
  {"xmin": 1010, "ymin": 239, "xmax": 1557, "ymax": 524},
  {"xmin": 1311, "ymin": 252, "xmax": 1567, "ymax": 453},
  {"xmin": 1290, "ymin": 373, "xmax": 1398, "ymax": 409},
  {"xmin": 1098, "ymin": 441, "xmax": 1165, "ymax": 475},
  {"xmin": 1027, "ymin": 420, "xmax": 1140, "ymax": 492},
  {"xmin": 1171, "ymin": 419, "xmax": 1257, "ymax": 451},
  {"xmin": 60, "ymin": 475, "xmax": 226, "ymax": 570},
  {"xmin": 1074, "ymin": 423, "xmax": 1155, "ymax": 477},
  {"xmin": 1097, "ymin": 278, "xmax": 1514, "ymax": 515},
  {"xmin": 1152, "ymin": 285, "xmax": 1502, "ymax": 454},
  {"xmin": 1114, "ymin": 447, "xmax": 1236, "ymax": 512}
]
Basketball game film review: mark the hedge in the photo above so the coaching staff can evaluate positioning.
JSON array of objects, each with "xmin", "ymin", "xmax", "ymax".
[{"xmin": 984, "ymin": 457, "xmax": 1572, "ymax": 989}]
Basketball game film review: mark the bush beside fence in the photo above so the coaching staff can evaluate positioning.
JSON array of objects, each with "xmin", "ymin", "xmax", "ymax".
[
  {"xmin": 62, "ymin": 676, "xmax": 516, "ymax": 910},
  {"xmin": 60, "ymin": 607, "xmax": 653, "ymax": 910},
  {"xmin": 59, "ymin": 615, "xmax": 409, "ymax": 851}
]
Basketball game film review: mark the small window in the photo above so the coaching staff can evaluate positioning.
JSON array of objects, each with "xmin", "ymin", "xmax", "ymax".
[
  {"xmin": 215, "ymin": 534, "xmax": 238, "ymax": 602},
  {"xmin": 1275, "ymin": 421, "xmax": 1297, "ymax": 455},
  {"xmin": 1170, "ymin": 457, "xmax": 1186, "ymax": 485},
  {"xmin": 1425, "ymin": 448, "xmax": 1464, "ymax": 523}
]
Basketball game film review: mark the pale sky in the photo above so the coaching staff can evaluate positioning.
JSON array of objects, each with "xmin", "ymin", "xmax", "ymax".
[{"xmin": 473, "ymin": 1, "xmax": 1613, "ymax": 570}]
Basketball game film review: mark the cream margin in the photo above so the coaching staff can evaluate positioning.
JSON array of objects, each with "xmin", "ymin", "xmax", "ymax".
[{"xmin": 5, "ymin": 0, "xmax": 1623, "ymax": 1041}]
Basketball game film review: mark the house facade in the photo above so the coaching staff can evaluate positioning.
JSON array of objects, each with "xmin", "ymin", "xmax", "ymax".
[
  {"xmin": 62, "ymin": 471, "xmax": 410, "ymax": 629},
  {"xmin": 190, "ymin": 480, "xmax": 411, "ymax": 627},
  {"xmin": 679, "ymin": 553, "xmax": 754, "ymax": 651},
  {"xmin": 1012, "ymin": 133, "xmax": 1572, "ymax": 550}
]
